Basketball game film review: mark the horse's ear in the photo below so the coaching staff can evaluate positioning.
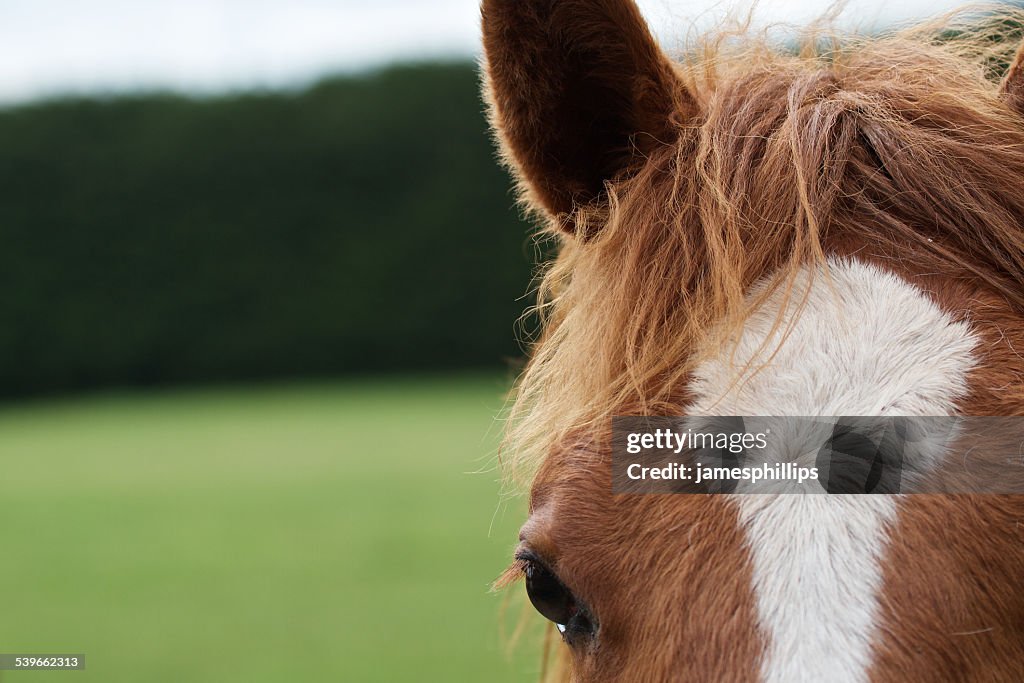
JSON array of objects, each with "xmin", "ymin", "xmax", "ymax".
[
  {"xmin": 481, "ymin": 0, "xmax": 694, "ymax": 226},
  {"xmin": 1001, "ymin": 41, "xmax": 1024, "ymax": 114}
]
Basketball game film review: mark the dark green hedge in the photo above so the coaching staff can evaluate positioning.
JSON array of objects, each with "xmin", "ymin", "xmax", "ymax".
[{"xmin": 0, "ymin": 63, "xmax": 537, "ymax": 397}]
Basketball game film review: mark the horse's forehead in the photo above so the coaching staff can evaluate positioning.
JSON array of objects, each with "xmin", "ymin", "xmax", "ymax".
[
  {"xmin": 680, "ymin": 258, "xmax": 979, "ymax": 682},
  {"xmin": 534, "ymin": 255, "xmax": 981, "ymax": 503},
  {"xmin": 529, "ymin": 256, "xmax": 984, "ymax": 681},
  {"xmin": 688, "ymin": 257, "xmax": 978, "ymax": 416}
]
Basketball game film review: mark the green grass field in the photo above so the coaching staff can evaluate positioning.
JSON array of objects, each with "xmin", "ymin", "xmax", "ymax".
[{"xmin": 0, "ymin": 374, "xmax": 544, "ymax": 682}]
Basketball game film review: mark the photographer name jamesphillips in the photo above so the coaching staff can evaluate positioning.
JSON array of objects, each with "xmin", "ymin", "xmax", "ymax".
[
  {"xmin": 626, "ymin": 461, "xmax": 819, "ymax": 485},
  {"xmin": 621, "ymin": 424, "xmax": 817, "ymax": 485}
]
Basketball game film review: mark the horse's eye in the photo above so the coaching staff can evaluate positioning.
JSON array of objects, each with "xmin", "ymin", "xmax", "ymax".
[{"xmin": 523, "ymin": 559, "xmax": 596, "ymax": 643}]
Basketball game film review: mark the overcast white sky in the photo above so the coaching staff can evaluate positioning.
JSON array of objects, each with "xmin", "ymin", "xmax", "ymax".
[{"xmin": 0, "ymin": 0, "xmax": 972, "ymax": 105}]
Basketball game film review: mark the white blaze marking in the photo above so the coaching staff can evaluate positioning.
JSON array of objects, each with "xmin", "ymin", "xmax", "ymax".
[{"xmin": 687, "ymin": 258, "xmax": 977, "ymax": 683}]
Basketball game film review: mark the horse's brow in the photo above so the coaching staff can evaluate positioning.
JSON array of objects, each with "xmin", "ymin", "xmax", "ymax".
[{"xmin": 517, "ymin": 510, "xmax": 559, "ymax": 564}]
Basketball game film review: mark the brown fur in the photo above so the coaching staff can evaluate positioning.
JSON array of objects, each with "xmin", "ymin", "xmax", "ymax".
[
  {"xmin": 1002, "ymin": 40, "xmax": 1024, "ymax": 113},
  {"xmin": 870, "ymin": 497, "xmax": 1024, "ymax": 681},
  {"xmin": 481, "ymin": 0, "xmax": 693, "ymax": 220},
  {"xmin": 482, "ymin": 1, "xmax": 1024, "ymax": 680},
  {"xmin": 524, "ymin": 442, "xmax": 765, "ymax": 682}
]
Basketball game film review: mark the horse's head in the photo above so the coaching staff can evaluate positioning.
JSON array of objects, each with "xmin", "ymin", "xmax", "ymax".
[{"xmin": 483, "ymin": 1, "xmax": 1024, "ymax": 680}]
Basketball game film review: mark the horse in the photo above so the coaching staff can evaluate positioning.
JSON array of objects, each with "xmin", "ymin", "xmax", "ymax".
[{"xmin": 481, "ymin": 1, "xmax": 1024, "ymax": 680}]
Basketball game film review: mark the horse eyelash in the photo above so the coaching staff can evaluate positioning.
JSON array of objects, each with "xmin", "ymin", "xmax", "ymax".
[{"xmin": 492, "ymin": 557, "xmax": 529, "ymax": 591}]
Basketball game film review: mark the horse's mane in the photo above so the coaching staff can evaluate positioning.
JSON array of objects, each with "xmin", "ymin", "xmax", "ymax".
[{"xmin": 502, "ymin": 6, "xmax": 1024, "ymax": 486}]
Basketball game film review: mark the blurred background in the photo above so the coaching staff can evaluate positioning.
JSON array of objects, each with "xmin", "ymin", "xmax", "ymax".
[{"xmin": 0, "ymin": 0, "xmax": 987, "ymax": 681}]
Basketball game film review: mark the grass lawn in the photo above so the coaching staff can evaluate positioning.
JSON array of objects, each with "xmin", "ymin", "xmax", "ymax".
[{"xmin": 0, "ymin": 374, "xmax": 545, "ymax": 682}]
